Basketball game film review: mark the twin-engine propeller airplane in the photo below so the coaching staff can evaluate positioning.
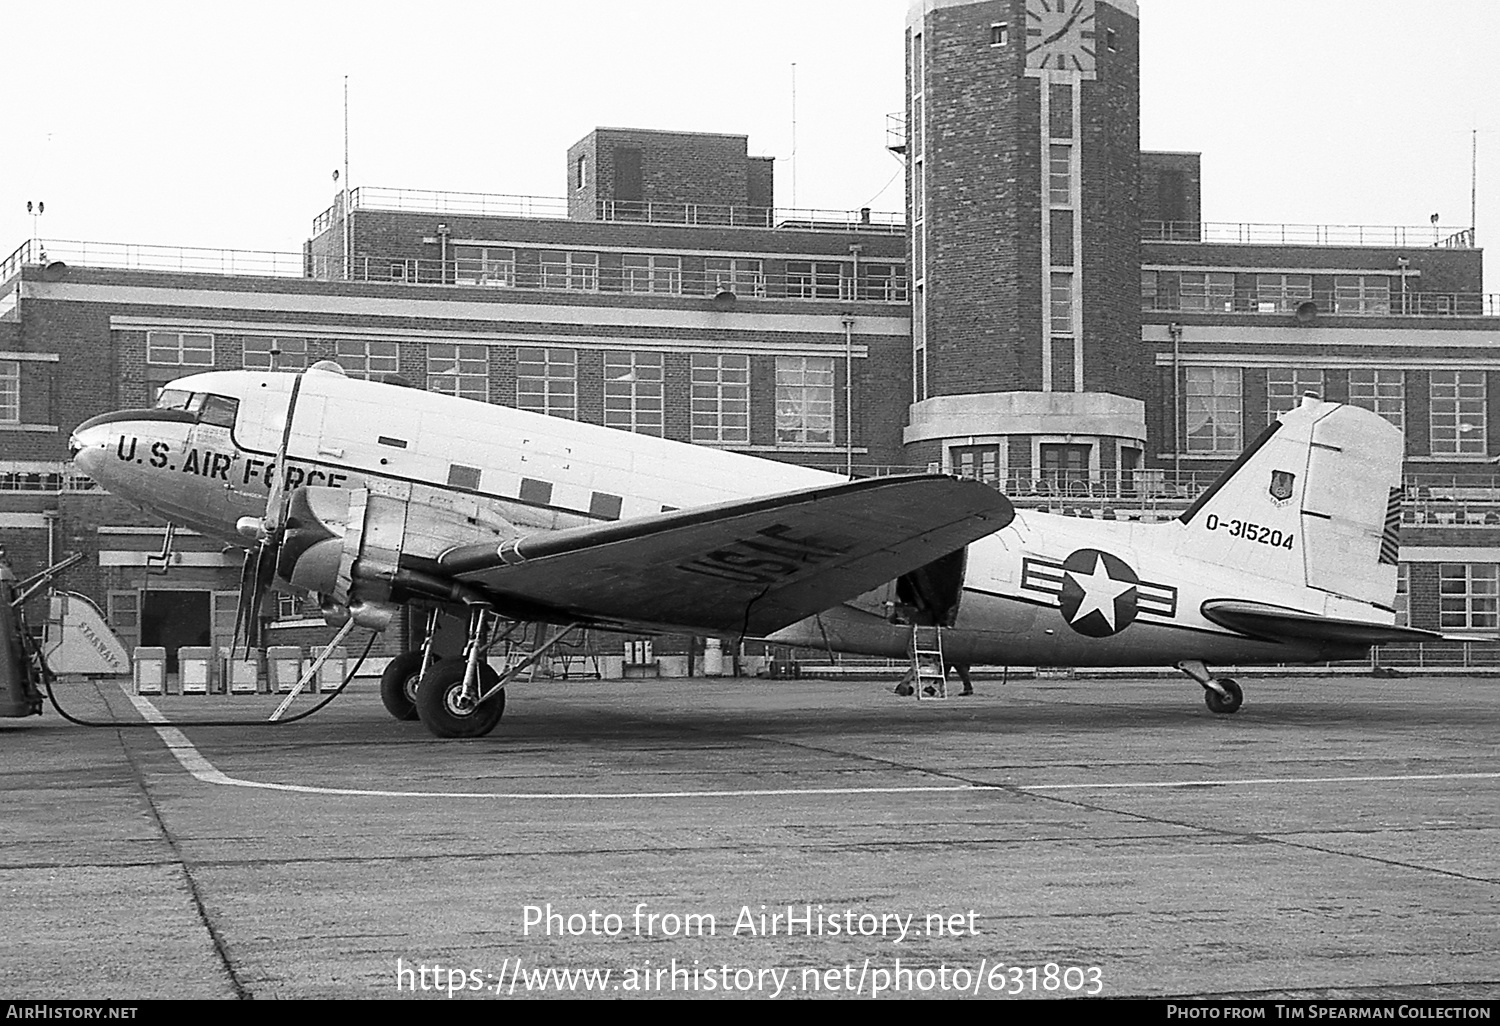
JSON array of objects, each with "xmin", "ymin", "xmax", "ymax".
[{"xmin": 69, "ymin": 362, "xmax": 1443, "ymax": 738}]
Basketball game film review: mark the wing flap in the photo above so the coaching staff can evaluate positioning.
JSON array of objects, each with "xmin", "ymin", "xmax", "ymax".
[
  {"xmin": 1201, "ymin": 599, "xmax": 1449, "ymax": 645},
  {"xmin": 438, "ymin": 475, "xmax": 1012, "ymax": 636}
]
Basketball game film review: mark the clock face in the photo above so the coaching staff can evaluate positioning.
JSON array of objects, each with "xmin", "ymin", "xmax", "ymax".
[{"xmin": 1025, "ymin": 0, "xmax": 1097, "ymax": 74}]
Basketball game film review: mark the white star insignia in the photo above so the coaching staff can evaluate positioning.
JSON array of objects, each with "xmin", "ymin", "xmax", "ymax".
[{"xmin": 1065, "ymin": 553, "xmax": 1135, "ymax": 631}]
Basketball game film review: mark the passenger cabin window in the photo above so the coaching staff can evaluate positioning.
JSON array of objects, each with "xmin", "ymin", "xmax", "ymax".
[{"xmin": 198, "ymin": 394, "xmax": 239, "ymax": 428}]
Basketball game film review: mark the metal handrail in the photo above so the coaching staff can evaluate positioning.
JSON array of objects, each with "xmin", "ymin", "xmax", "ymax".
[
  {"xmin": 312, "ymin": 186, "xmax": 906, "ymax": 236},
  {"xmin": 1144, "ymin": 220, "xmax": 1477, "ymax": 248},
  {"xmin": 2, "ymin": 239, "xmax": 306, "ymax": 278},
  {"xmin": 319, "ymin": 254, "xmax": 911, "ymax": 302},
  {"xmin": 1143, "ymin": 289, "xmax": 1500, "ymax": 318}
]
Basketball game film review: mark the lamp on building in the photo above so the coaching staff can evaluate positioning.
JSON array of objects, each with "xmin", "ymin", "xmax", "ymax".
[{"xmin": 712, "ymin": 287, "xmax": 737, "ymax": 307}]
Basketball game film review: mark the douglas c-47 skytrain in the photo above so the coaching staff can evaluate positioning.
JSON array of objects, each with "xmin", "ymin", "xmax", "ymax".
[{"xmin": 68, "ymin": 361, "xmax": 1448, "ymax": 738}]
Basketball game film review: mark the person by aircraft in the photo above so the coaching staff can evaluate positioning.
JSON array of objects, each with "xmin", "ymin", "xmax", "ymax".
[{"xmin": 69, "ymin": 362, "xmax": 1451, "ymax": 739}]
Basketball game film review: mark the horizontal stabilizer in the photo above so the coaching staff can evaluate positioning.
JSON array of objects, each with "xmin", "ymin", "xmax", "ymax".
[
  {"xmin": 437, "ymin": 475, "xmax": 1013, "ymax": 637},
  {"xmin": 1201, "ymin": 599, "xmax": 1448, "ymax": 646}
]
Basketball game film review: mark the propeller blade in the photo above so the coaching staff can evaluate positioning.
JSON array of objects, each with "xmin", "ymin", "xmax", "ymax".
[{"xmin": 262, "ymin": 372, "xmax": 305, "ymax": 539}]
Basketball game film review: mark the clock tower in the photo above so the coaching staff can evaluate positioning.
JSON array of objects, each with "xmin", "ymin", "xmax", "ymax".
[{"xmin": 904, "ymin": 0, "xmax": 1145, "ymax": 494}]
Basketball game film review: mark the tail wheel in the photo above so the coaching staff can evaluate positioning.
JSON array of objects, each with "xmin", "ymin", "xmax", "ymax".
[
  {"xmin": 414, "ymin": 659, "xmax": 505, "ymax": 739},
  {"xmin": 379, "ymin": 651, "xmax": 429, "ymax": 722},
  {"xmin": 1204, "ymin": 677, "xmax": 1244, "ymax": 715}
]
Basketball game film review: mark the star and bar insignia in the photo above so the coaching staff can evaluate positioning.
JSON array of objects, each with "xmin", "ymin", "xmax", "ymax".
[{"xmin": 1021, "ymin": 547, "xmax": 1178, "ymax": 638}]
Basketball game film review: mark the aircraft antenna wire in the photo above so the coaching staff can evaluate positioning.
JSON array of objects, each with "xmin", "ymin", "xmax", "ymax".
[{"xmin": 41, "ymin": 630, "xmax": 379, "ymax": 729}]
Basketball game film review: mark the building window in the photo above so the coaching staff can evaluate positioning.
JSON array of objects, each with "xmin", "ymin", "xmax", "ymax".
[
  {"xmin": 990, "ymin": 22, "xmax": 1008, "ymax": 46},
  {"xmin": 1348, "ymin": 369, "xmax": 1404, "ymax": 432},
  {"xmin": 952, "ymin": 444, "xmax": 1000, "ymax": 486},
  {"xmin": 1431, "ymin": 371, "xmax": 1486, "ymax": 455},
  {"xmin": 1439, "ymin": 563, "xmax": 1499, "ymax": 630},
  {"xmin": 1267, "ymin": 368, "xmax": 1324, "ymax": 423},
  {"xmin": 1048, "ymin": 144, "xmax": 1072, "ymax": 206},
  {"xmin": 243, "ymin": 338, "xmax": 307, "ymax": 371},
  {"xmin": 334, "ymin": 340, "xmax": 399, "ymax": 380},
  {"xmin": 1394, "ymin": 563, "xmax": 1409, "ymax": 628},
  {"xmin": 1141, "ymin": 271, "xmax": 1159, "ymax": 311},
  {"xmin": 539, "ymin": 251, "xmax": 598, "ymax": 292},
  {"xmin": 1179, "ymin": 272, "xmax": 1234, "ymax": 312},
  {"xmin": 913, "ymin": 285, "xmax": 927, "ymax": 404},
  {"xmin": 622, "ymin": 254, "xmax": 682, "ymax": 295},
  {"xmin": 1040, "ymin": 443, "xmax": 1091, "ymax": 491},
  {"xmin": 690, "ymin": 354, "xmax": 749, "ymax": 444},
  {"xmin": 0, "ymin": 361, "xmax": 17, "ymax": 423},
  {"xmin": 453, "ymin": 246, "xmax": 515, "ymax": 287},
  {"xmin": 427, "ymin": 344, "xmax": 489, "ymax": 402},
  {"xmin": 576, "ymin": 155, "xmax": 587, "ymax": 190},
  {"xmin": 1184, "ymin": 367, "xmax": 1242, "ymax": 454},
  {"xmin": 1334, "ymin": 276, "xmax": 1392, "ymax": 315},
  {"xmin": 1106, "ymin": 28, "xmax": 1118, "ymax": 51},
  {"xmin": 603, "ymin": 351, "xmax": 664, "ymax": 436},
  {"xmin": 786, "ymin": 262, "xmax": 849, "ymax": 300},
  {"xmin": 861, "ymin": 263, "xmax": 908, "ymax": 302},
  {"xmin": 516, "ymin": 348, "xmax": 576, "ymax": 419},
  {"xmin": 1255, "ymin": 274, "xmax": 1313, "ymax": 313},
  {"xmin": 1050, "ymin": 272, "xmax": 1074, "ymax": 334},
  {"xmin": 705, "ymin": 258, "xmax": 765, "ymax": 298},
  {"xmin": 775, "ymin": 357, "xmax": 834, "ymax": 445},
  {"xmin": 146, "ymin": 331, "xmax": 214, "ymax": 366}
]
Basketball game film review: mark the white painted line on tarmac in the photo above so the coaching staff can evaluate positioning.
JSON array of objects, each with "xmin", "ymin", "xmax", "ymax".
[{"xmin": 123, "ymin": 686, "xmax": 1500, "ymax": 801}]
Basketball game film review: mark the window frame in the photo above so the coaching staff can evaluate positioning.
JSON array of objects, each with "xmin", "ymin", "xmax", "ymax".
[
  {"xmin": 516, "ymin": 348, "xmax": 577, "ymax": 420},
  {"xmin": 1430, "ymin": 370, "xmax": 1487, "ymax": 456},
  {"xmin": 334, "ymin": 339, "xmax": 400, "ymax": 380},
  {"xmin": 603, "ymin": 351, "xmax": 664, "ymax": 437},
  {"xmin": 0, "ymin": 360, "xmax": 18, "ymax": 423},
  {"xmin": 539, "ymin": 251, "xmax": 599, "ymax": 292},
  {"xmin": 1348, "ymin": 369, "xmax": 1405, "ymax": 433},
  {"xmin": 426, "ymin": 343, "xmax": 490, "ymax": 402},
  {"xmin": 1266, "ymin": 368, "xmax": 1324, "ymax": 424},
  {"xmin": 1439, "ymin": 563, "xmax": 1499, "ymax": 630},
  {"xmin": 146, "ymin": 330, "xmax": 214, "ymax": 367},
  {"xmin": 242, "ymin": 338, "xmax": 307, "ymax": 372},
  {"xmin": 690, "ymin": 353, "xmax": 750, "ymax": 444},
  {"xmin": 1184, "ymin": 366, "xmax": 1243, "ymax": 454},
  {"xmin": 774, "ymin": 356, "xmax": 835, "ymax": 446}
]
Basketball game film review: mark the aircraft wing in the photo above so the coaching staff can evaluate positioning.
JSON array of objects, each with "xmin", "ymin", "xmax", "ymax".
[
  {"xmin": 1200, "ymin": 599, "xmax": 1459, "ymax": 645},
  {"xmin": 434, "ymin": 475, "xmax": 1012, "ymax": 637}
]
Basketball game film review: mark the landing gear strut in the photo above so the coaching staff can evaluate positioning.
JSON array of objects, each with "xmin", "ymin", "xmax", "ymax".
[
  {"xmin": 411, "ymin": 606, "xmax": 583, "ymax": 739},
  {"xmin": 1176, "ymin": 659, "xmax": 1244, "ymax": 715},
  {"xmin": 380, "ymin": 608, "xmax": 442, "ymax": 721}
]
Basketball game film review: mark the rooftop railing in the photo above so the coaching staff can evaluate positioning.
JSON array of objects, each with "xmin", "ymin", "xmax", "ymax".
[
  {"xmin": 1144, "ymin": 220, "xmax": 1478, "ymax": 248},
  {"xmin": 312, "ymin": 186, "xmax": 906, "ymax": 236},
  {"xmin": 1143, "ymin": 289, "xmax": 1500, "ymax": 318},
  {"xmin": 2, "ymin": 238, "xmax": 306, "ymax": 280}
]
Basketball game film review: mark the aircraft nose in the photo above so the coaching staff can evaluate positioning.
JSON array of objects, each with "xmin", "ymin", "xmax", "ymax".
[{"xmin": 69, "ymin": 420, "xmax": 111, "ymax": 478}]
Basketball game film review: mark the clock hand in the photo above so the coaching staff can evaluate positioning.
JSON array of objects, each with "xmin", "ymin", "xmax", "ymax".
[{"xmin": 1042, "ymin": 7, "xmax": 1083, "ymax": 46}]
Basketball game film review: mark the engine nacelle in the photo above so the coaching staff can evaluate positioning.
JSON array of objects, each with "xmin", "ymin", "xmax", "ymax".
[{"xmin": 275, "ymin": 481, "xmax": 519, "ymax": 620}]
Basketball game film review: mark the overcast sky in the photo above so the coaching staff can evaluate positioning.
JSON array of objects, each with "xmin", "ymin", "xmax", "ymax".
[{"xmin": 2, "ymin": 0, "xmax": 1495, "ymax": 291}]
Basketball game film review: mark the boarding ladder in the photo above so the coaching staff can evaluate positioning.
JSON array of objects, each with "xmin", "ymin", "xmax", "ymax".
[{"xmin": 908, "ymin": 624, "xmax": 948, "ymax": 700}]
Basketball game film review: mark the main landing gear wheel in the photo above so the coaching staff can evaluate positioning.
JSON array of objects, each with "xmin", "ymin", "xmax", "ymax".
[
  {"xmin": 379, "ymin": 651, "xmax": 432, "ymax": 722},
  {"xmin": 1204, "ymin": 677, "xmax": 1244, "ymax": 715},
  {"xmin": 414, "ymin": 659, "xmax": 505, "ymax": 739}
]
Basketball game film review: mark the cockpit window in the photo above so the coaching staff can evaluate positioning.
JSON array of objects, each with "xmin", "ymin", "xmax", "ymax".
[
  {"xmin": 155, "ymin": 389, "xmax": 193, "ymax": 410},
  {"xmin": 198, "ymin": 394, "xmax": 239, "ymax": 428}
]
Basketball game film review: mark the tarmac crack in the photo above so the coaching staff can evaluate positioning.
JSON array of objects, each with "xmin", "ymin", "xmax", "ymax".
[{"xmin": 113, "ymin": 717, "xmax": 253, "ymax": 1000}]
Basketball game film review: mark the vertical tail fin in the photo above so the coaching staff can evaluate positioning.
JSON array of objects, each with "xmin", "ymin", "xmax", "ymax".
[{"xmin": 1176, "ymin": 397, "xmax": 1404, "ymax": 614}]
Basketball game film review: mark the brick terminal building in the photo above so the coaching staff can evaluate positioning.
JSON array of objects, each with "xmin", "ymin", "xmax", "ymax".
[{"xmin": 0, "ymin": 0, "xmax": 1497, "ymax": 674}]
